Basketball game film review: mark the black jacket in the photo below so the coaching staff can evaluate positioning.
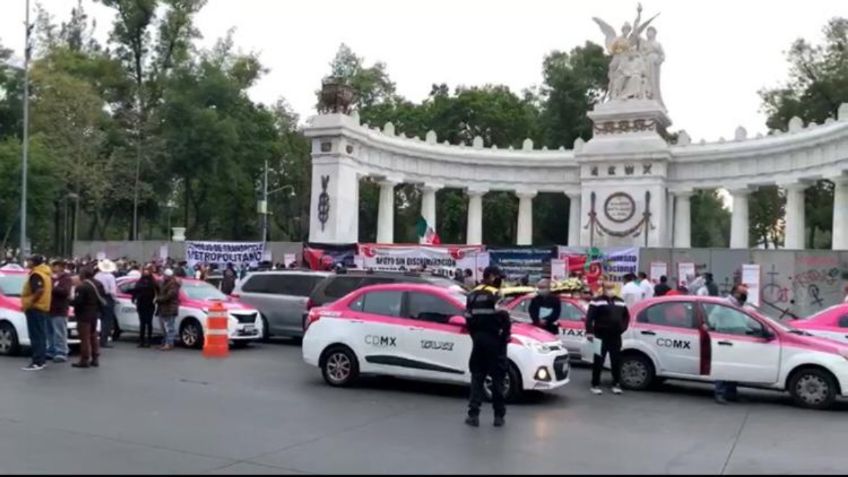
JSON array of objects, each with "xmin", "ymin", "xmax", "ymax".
[
  {"xmin": 71, "ymin": 279, "xmax": 107, "ymax": 324},
  {"xmin": 654, "ymin": 283, "xmax": 671, "ymax": 297},
  {"xmin": 529, "ymin": 293, "xmax": 561, "ymax": 334},
  {"xmin": 132, "ymin": 275, "xmax": 158, "ymax": 311},
  {"xmin": 585, "ymin": 294, "xmax": 630, "ymax": 336},
  {"xmin": 465, "ymin": 285, "xmax": 511, "ymax": 346}
]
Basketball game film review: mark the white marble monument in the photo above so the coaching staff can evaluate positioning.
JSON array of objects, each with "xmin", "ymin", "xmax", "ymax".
[{"xmin": 304, "ymin": 5, "xmax": 848, "ymax": 250}]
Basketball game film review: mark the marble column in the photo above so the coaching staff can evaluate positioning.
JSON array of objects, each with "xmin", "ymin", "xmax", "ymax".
[
  {"xmin": 832, "ymin": 177, "xmax": 848, "ymax": 250},
  {"xmin": 783, "ymin": 183, "xmax": 806, "ymax": 250},
  {"xmin": 729, "ymin": 188, "xmax": 751, "ymax": 249},
  {"xmin": 421, "ymin": 184, "xmax": 441, "ymax": 237},
  {"xmin": 516, "ymin": 191, "xmax": 536, "ymax": 245},
  {"xmin": 377, "ymin": 179, "xmax": 398, "ymax": 244},
  {"xmin": 466, "ymin": 189, "xmax": 487, "ymax": 245},
  {"xmin": 566, "ymin": 192, "xmax": 581, "ymax": 247},
  {"xmin": 673, "ymin": 191, "xmax": 693, "ymax": 248}
]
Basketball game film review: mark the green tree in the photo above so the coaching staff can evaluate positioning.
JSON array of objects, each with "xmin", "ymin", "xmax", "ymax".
[
  {"xmin": 690, "ymin": 190, "xmax": 730, "ymax": 247},
  {"xmin": 749, "ymin": 186, "xmax": 785, "ymax": 248},
  {"xmin": 758, "ymin": 17, "xmax": 848, "ymax": 249}
]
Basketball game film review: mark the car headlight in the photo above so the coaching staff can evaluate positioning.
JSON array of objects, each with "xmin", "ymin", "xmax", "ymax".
[{"xmin": 533, "ymin": 342, "xmax": 557, "ymax": 354}]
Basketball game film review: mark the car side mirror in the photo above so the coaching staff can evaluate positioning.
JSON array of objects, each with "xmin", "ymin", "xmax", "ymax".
[
  {"xmin": 448, "ymin": 315, "xmax": 467, "ymax": 327},
  {"xmin": 762, "ymin": 328, "xmax": 776, "ymax": 341}
]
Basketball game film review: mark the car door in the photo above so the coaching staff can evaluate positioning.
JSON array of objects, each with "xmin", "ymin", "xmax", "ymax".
[
  {"xmin": 702, "ymin": 303, "xmax": 780, "ymax": 384},
  {"xmin": 115, "ymin": 280, "xmax": 140, "ymax": 333},
  {"xmin": 404, "ymin": 291, "xmax": 471, "ymax": 382},
  {"xmin": 237, "ymin": 274, "xmax": 280, "ymax": 333},
  {"xmin": 346, "ymin": 290, "xmax": 415, "ymax": 377},
  {"xmin": 270, "ymin": 274, "xmax": 325, "ymax": 334},
  {"xmin": 633, "ymin": 301, "xmax": 701, "ymax": 377}
]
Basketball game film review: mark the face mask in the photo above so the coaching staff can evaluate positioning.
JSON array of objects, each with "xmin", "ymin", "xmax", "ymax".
[{"xmin": 736, "ymin": 293, "xmax": 748, "ymax": 304}]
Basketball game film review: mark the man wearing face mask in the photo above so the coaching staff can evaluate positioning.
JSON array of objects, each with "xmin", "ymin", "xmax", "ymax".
[
  {"xmin": 585, "ymin": 279, "xmax": 630, "ymax": 395},
  {"xmin": 712, "ymin": 283, "xmax": 749, "ymax": 404},
  {"xmin": 529, "ymin": 279, "xmax": 561, "ymax": 335},
  {"xmin": 464, "ymin": 266, "xmax": 511, "ymax": 428}
]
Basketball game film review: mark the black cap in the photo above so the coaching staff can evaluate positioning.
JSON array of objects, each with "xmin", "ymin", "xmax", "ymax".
[{"xmin": 29, "ymin": 255, "xmax": 45, "ymax": 266}]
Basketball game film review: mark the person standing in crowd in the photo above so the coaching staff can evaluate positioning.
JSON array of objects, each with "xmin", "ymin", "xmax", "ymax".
[
  {"xmin": 711, "ymin": 283, "xmax": 749, "ymax": 404},
  {"xmin": 621, "ymin": 273, "xmax": 644, "ymax": 307},
  {"xmin": 586, "ymin": 279, "xmax": 630, "ymax": 395},
  {"xmin": 697, "ymin": 273, "xmax": 719, "ymax": 297},
  {"xmin": 126, "ymin": 265, "xmax": 141, "ymax": 279},
  {"xmin": 21, "ymin": 255, "xmax": 52, "ymax": 371},
  {"xmin": 71, "ymin": 266, "xmax": 105, "ymax": 368},
  {"xmin": 156, "ymin": 269, "xmax": 181, "ymax": 351},
  {"xmin": 529, "ymin": 279, "xmax": 561, "ymax": 335},
  {"xmin": 221, "ymin": 263, "xmax": 237, "ymax": 295},
  {"xmin": 95, "ymin": 259, "xmax": 118, "ymax": 348},
  {"xmin": 464, "ymin": 266, "xmax": 511, "ymax": 428},
  {"xmin": 654, "ymin": 275, "xmax": 671, "ymax": 297},
  {"xmin": 453, "ymin": 268, "xmax": 464, "ymax": 285},
  {"xmin": 637, "ymin": 272, "xmax": 654, "ymax": 299},
  {"xmin": 132, "ymin": 265, "xmax": 158, "ymax": 348},
  {"xmin": 46, "ymin": 260, "xmax": 72, "ymax": 363}
]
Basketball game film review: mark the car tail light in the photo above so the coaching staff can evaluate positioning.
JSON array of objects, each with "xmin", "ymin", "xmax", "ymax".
[{"xmin": 305, "ymin": 310, "xmax": 320, "ymax": 330}]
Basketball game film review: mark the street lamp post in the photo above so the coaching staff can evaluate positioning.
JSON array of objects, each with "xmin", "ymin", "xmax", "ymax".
[
  {"xmin": 19, "ymin": 0, "xmax": 31, "ymax": 259},
  {"xmin": 258, "ymin": 160, "xmax": 295, "ymax": 243}
]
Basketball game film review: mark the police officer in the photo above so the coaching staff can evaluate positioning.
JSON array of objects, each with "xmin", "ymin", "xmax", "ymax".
[
  {"xmin": 465, "ymin": 266, "xmax": 511, "ymax": 428},
  {"xmin": 586, "ymin": 279, "xmax": 630, "ymax": 396}
]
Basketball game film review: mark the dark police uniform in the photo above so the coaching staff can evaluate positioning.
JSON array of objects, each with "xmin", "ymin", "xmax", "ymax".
[{"xmin": 465, "ymin": 283, "xmax": 512, "ymax": 420}]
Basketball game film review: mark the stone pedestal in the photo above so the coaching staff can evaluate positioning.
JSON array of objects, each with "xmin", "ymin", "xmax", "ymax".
[{"xmin": 578, "ymin": 99, "xmax": 673, "ymax": 247}]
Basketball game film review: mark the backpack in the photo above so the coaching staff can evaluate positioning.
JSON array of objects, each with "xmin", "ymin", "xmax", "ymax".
[{"xmin": 85, "ymin": 279, "xmax": 109, "ymax": 316}]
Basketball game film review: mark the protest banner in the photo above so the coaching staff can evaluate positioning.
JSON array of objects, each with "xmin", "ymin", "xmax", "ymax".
[
  {"xmin": 185, "ymin": 241, "xmax": 265, "ymax": 267},
  {"xmin": 649, "ymin": 261, "xmax": 668, "ymax": 284},
  {"xmin": 557, "ymin": 246, "xmax": 640, "ymax": 288},
  {"xmin": 357, "ymin": 244, "xmax": 486, "ymax": 275},
  {"xmin": 741, "ymin": 263, "xmax": 762, "ymax": 307},
  {"xmin": 303, "ymin": 242, "xmax": 357, "ymax": 270},
  {"xmin": 488, "ymin": 247, "xmax": 555, "ymax": 283}
]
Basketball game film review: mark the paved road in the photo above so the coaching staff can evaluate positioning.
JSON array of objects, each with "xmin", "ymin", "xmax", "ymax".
[{"xmin": 1, "ymin": 340, "xmax": 847, "ymax": 474}]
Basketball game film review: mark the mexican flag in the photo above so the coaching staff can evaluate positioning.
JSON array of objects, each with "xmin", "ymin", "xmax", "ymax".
[{"xmin": 415, "ymin": 216, "xmax": 441, "ymax": 245}]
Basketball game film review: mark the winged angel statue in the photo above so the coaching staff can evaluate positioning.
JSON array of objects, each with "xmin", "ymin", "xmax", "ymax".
[{"xmin": 593, "ymin": 3, "xmax": 664, "ymax": 106}]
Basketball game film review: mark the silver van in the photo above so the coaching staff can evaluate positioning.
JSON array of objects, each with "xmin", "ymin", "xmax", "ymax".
[{"xmin": 234, "ymin": 270, "xmax": 330, "ymax": 339}]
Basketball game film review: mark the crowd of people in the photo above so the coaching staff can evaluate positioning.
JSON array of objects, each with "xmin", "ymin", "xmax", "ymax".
[{"xmin": 17, "ymin": 255, "xmax": 185, "ymax": 371}]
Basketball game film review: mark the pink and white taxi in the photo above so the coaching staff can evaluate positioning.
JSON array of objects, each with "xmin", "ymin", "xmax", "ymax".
[
  {"xmin": 115, "ymin": 277, "xmax": 263, "ymax": 349},
  {"xmin": 787, "ymin": 304, "xmax": 848, "ymax": 345},
  {"xmin": 303, "ymin": 283, "xmax": 570, "ymax": 401},
  {"xmin": 0, "ymin": 271, "xmax": 89, "ymax": 356},
  {"xmin": 590, "ymin": 295, "xmax": 848, "ymax": 409}
]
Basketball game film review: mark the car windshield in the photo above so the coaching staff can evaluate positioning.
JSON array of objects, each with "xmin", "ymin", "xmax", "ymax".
[
  {"xmin": 0, "ymin": 275, "xmax": 26, "ymax": 297},
  {"xmin": 746, "ymin": 306, "xmax": 798, "ymax": 333},
  {"xmin": 182, "ymin": 281, "xmax": 227, "ymax": 301}
]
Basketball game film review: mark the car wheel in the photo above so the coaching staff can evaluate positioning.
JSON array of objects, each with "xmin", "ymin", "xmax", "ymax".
[
  {"xmin": 179, "ymin": 318, "xmax": 204, "ymax": 349},
  {"xmin": 484, "ymin": 362, "xmax": 523, "ymax": 403},
  {"xmin": 0, "ymin": 321, "xmax": 20, "ymax": 356},
  {"xmin": 261, "ymin": 315, "xmax": 271, "ymax": 342},
  {"xmin": 320, "ymin": 346, "xmax": 359, "ymax": 387},
  {"xmin": 620, "ymin": 353, "xmax": 655, "ymax": 391},
  {"xmin": 789, "ymin": 367, "xmax": 837, "ymax": 410}
]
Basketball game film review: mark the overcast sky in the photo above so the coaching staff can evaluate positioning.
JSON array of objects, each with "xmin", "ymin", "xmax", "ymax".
[{"xmin": 1, "ymin": 0, "xmax": 844, "ymax": 143}]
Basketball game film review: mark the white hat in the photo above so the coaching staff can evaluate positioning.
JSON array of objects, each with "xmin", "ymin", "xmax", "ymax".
[
  {"xmin": 163, "ymin": 268, "xmax": 174, "ymax": 277},
  {"xmin": 98, "ymin": 259, "xmax": 117, "ymax": 274}
]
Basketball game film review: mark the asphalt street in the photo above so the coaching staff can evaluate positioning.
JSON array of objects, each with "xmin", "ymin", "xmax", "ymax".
[{"xmin": 1, "ymin": 340, "xmax": 847, "ymax": 475}]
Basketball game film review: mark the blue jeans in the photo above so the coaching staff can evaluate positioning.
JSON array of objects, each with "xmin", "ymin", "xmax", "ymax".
[
  {"xmin": 45, "ymin": 316, "xmax": 68, "ymax": 360},
  {"xmin": 25, "ymin": 309, "xmax": 48, "ymax": 366},
  {"xmin": 715, "ymin": 380, "xmax": 738, "ymax": 399},
  {"xmin": 160, "ymin": 316, "xmax": 177, "ymax": 346}
]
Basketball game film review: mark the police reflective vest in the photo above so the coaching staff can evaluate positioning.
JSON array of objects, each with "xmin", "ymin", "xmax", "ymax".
[{"xmin": 466, "ymin": 284, "xmax": 500, "ymax": 316}]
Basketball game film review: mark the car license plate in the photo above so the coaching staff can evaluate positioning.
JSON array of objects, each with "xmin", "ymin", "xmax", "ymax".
[{"xmin": 243, "ymin": 325, "xmax": 255, "ymax": 333}]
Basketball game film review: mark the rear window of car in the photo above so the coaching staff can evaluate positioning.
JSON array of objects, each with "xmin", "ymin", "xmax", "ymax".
[
  {"xmin": 322, "ymin": 276, "xmax": 365, "ymax": 300},
  {"xmin": 241, "ymin": 274, "xmax": 271, "ymax": 293}
]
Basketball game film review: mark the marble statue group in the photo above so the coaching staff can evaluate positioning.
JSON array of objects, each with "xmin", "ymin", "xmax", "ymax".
[{"xmin": 593, "ymin": 3, "xmax": 665, "ymax": 106}]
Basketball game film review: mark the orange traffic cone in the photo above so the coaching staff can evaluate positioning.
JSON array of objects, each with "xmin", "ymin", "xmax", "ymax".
[{"xmin": 203, "ymin": 301, "xmax": 230, "ymax": 358}]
